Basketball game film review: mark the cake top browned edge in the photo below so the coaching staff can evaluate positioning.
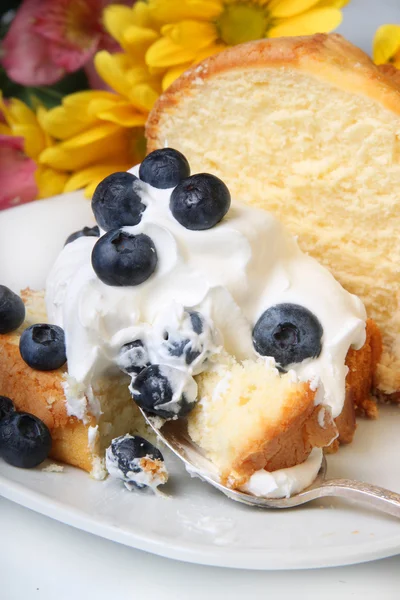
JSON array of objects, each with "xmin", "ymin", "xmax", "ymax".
[{"xmin": 146, "ymin": 33, "xmax": 400, "ymax": 151}]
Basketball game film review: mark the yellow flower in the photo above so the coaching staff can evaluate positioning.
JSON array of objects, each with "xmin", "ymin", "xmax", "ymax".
[
  {"xmin": 373, "ymin": 24, "xmax": 400, "ymax": 69},
  {"xmin": 39, "ymin": 52, "xmax": 160, "ymax": 196},
  {"xmin": 0, "ymin": 93, "xmax": 68, "ymax": 198},
  {"xmin": 14, "ymin": 0, "xmax": 351, "ymax": 200},
  {"xmin": 104, "ymin": 0, "xmax": 351, "ymax": 92}
]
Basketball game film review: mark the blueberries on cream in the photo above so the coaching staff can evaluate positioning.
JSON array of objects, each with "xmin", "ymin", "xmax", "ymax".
[{"xmin": 45, "ymin": 148, "xmax": 366, "ymax": 464}]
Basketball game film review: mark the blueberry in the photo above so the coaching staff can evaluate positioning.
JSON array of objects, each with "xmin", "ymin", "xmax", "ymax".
[
  {"xmin": 92, "ymin": 230, "xmax": 157, "ymax": 287},
  {"xmin": 0, "ymin": 396, "xmax": 15, "ymax": 421},
  {"xmin": 0, "ymin": 286, "xmax": 25, "ymax": 334},
  {"xmin": 0, "ymin": 412, "xmax": 52, "ymax": 468},
  {"xmin": 20, "ymin": 324, "xmax": 67, "ymax": 371},
  {"xmin": 92, "ymin": 172, "xmax": 146, "ymax": 231},
  {"xmin": 189, "ymin": 311, "xmax": 203, "ymax": 335},
  {"xmin": 117, "ymin": 340, "xmax": 150, "ymax": 375},
  {"xmin": 139, "ymin": 148, "xmax": 190, "ymax": 189},
  {"xmin": 65, "ymin": 225, "xmax": 100, "ymax": 246},
  {"xmin": 131, "ymin": 364, "xmax": 197, "ymax": 419},
  {"xmin": 252, "ymin": 304, "xmax": 323, "ymax": 368},
  {"xmin": 170, "ymin": 173, "xmax": 231, "ymax": 230},
  {"xmin": 106, "ymin": 434, "xmax": 168, "ymax": 490},
  {"xmin": 161, "ymin": 310, "xmax": 206, "ymax": 368}
]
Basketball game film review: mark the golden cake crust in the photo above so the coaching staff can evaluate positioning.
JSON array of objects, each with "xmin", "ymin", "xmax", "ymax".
[
  {"xmin": 146, "ymin": 34, "xmax": 400, "ymax": 150},
  {"xmin": 0, "ymin": 289, "xmax": 95, "ymax": 473}
]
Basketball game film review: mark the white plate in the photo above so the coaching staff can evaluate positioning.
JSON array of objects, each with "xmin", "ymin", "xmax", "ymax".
[
  {"xmin": 1, "ymin": 0, "xmax": 400, "ymax": 570},
  {"xmin": 1, "ymin": 404, "xmax": 400, "ymax": 570}
]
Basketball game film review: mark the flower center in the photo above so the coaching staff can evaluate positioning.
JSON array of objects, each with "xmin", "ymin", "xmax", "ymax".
[{"xmin": 216, "ymin": 3, "xmax": 270, "ymax": 46}]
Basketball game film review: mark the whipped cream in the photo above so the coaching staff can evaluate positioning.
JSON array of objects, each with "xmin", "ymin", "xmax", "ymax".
[
  {"xmin": 46, "ymin": 164, "xmax": 366, "ymax": 425},
  {"xmin": 241, "ymin": 448, "xmax": 323, "ymax": 498}
]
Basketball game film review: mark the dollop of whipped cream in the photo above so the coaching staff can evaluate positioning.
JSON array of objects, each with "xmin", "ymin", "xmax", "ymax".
[
  {"xmin": 241, "ymin": 448, "xmax": 323, "ymax": 498},
  {"xmin": 46, "ymin": 163, "xmax": 366, "ymax": 429}
]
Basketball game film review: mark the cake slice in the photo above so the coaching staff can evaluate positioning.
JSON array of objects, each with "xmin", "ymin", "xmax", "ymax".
[
  {"xmin": 0, "ymin": 289, "xmax": 151, "ymax": 479},
  {"xmin": 189, "ymin": 359, "xmax": 331, "ymax": 488},
  {"xmin": 0, "ymin": 146, "xmax": 383, "ymax": 488},
  {"xmin": 145, "ymin": 33, "xmax": 400, "ymax": 397},
  {"xmin": 189, "ymin": 319, "xmax": 381, "ymax": 488}
]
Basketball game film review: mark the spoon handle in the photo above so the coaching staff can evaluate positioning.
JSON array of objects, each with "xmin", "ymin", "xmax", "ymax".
[{"xmin": 318, "ymin": 479, "xmax": 400, "ymax": 518}]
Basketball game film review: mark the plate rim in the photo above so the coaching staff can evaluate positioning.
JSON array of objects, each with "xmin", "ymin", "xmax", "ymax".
[{"xmin": 1, "ymin": 469, "xmax": 400, "ymax": 570}]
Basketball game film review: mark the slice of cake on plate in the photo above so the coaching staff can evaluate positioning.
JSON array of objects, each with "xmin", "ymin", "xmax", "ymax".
[
  {"xmin": 0, "ymin": 146, "xmax": 381, "ymax": 497},
  {"xmin": 146, "ymin": 33, "xmax": 400, "ymax": 400}
]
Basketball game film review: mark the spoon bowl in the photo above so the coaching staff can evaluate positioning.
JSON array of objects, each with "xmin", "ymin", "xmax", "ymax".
[{"xmin": 141, "ymin": 410, "xmax": 400, "ymax": 517}]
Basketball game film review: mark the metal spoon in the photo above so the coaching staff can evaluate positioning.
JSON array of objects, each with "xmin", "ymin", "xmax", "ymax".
[{"xmin": 141, "ymin": 411, "xmax": 400, "ymax": 517}]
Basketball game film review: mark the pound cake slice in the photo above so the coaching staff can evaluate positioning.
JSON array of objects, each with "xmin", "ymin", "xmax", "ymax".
[
  {"xmin": 146, "ymin": 33, "xmax": 400, "ymax": 397},
  {"xmin": 189, "ymin": 319, "xmax": 381, "ymax": 488},
  {"xmin": 0, "ymin": 289, "xmax": 150, "ymax": 478},
  {"xmin": 189, "ymin": 359, "xmax": 331, "ymax": 488}
]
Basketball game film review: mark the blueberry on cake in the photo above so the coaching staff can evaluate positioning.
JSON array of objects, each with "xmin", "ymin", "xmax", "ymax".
[{"xmin": 0, "ymin": 147, "xmax": 381, "ymax": 497}]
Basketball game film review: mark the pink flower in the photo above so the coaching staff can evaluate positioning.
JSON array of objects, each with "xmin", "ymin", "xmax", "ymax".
[
  {"xmin": 1, "ymin": 0, "xmax": 124, "ymax": 87},
  {"xmin": 0, "ymin": 136, "xmax": 38, "ymax": 210}
]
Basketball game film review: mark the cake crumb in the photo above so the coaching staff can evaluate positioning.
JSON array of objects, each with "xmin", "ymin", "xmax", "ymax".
[
  {"xmin": 351, "ymin": 530, "xmax": 359, "ymax": 534},
  {"xmin": 42, "ymin": 463, "xmax": 64, "ymax": 473}
]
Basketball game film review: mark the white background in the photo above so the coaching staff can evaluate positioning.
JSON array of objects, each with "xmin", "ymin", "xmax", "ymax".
[{"xmin": 1, "ymin": 0, "xmax": 400, "ymax": 598}]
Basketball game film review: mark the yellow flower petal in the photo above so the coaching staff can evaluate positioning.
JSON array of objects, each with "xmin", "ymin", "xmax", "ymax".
[
  {"xmin": 103, "ymin": 5, "xmax": 136, "ymax": 46},
  {"xmin": 148, "ymin": 0, "xmax": 222, "ymax": 23},
  {"xmin": 13, "ymin": 124, "xmax": 46, "ymax": 159},
  {"xmin": 97, "ymin": 103, "xmax": 148, "ymax": 127},
  {"xmin": 131, "ymin": 1, "xmax": 158, "ymax": 29},
  {"xmin": 123, "ymin": 25, "xmax": 159, "ymax": 58},
  {"xmin": 373, "ymin": 24, "xmax": 400, "ymax": 65},
  {"xmin": 40, "ymin": 105, "xmax": 94, "ymax": 140},
  {"xmin": 35, "ymin": 166, "xmax": 69, "ymax": 199},
  {"xmin": 7, "ymin": 98, "xmax": 37, "ymax": 127},
  {"xmin": 61, "ymin": 123, "xmax": 122, "ymax": 149},
  {"xmin": 269, "ymin": 0, "xmax": 320, "ymax": 19},
  {"xmin": 86, "ymin": 95, "xmax": 128, "ymax": 116},
  {"xmin": 315, "ymin": 0, "xmax": 350, "ymax": 7},
  {"xmin": 62, "ymin": 90, "xmax": 117, "ymax": 110},
  {"xmin": 148, "ymin": 65, "xmax": 167, "ymax": 76},
  {"xmin": 128, "ymin": 84, "xmax": 159, "ymax": 113},
  {"xmin": 64, "ymin": 164, "xmax": 128, "ymax": 193},
  {"xmin": 95, "ymin": 51, "xmax": 132, "ymax": 99},
  {"xmin": 39, "ymin": 125, "xmax": 127, "ymax": 171},
  {"xmin": 162, "ymin": 63, "xmax": 193, "ymax": 90},
  {"xmin": 35, "ymin": 106, "xmax": 54, "ymax": 148},
  {"xmin": 268, "ymin": 8, "xmax": 342, "ymax": 37},
  {"xmin": 162, "ymin": 20, "xmax": 217, "ymax": 51},
  {"xmin": 41, "ymin": 92, "xmax": 117, "ymax": 140},
  {"xmin": 146, "ymin": 37, "xmax": 196, "ymax": 68}
]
